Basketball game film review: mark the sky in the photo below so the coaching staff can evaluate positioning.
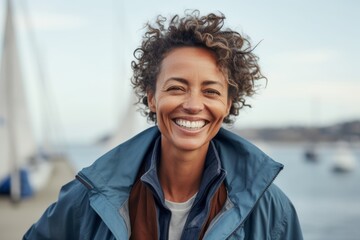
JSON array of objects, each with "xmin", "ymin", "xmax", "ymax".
[{"xmin": 1, "ymin": 0, "xmax": 359, "ymax": 144}]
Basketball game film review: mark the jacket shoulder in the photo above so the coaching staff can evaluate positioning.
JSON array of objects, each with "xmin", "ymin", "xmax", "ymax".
[
  {"xmin": 244, "ymin": 184, "xmax": 303, "ymax": 240},
  {"xmin": 24, "ymin": 180, "xmax": 101, "ymax": 239},
  {"xmin": 79, "ymin": 126, "xmax": 160, "ymax": 190}
]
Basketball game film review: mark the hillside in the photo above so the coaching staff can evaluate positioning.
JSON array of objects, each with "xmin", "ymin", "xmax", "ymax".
[{"xmin": 235, "ymin": 120, "xmax": 360, "ymax": 143}]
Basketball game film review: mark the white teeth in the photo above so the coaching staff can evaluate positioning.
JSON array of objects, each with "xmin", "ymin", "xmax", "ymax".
[{"xmin": 175, "ymin": 119, "xmax": 206, "ymax": 129}]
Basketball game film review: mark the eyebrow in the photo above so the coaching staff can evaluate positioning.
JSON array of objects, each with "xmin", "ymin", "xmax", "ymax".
[{"xmin": 165, "ymin": 77, "xmax": 225, "ymax": 88}]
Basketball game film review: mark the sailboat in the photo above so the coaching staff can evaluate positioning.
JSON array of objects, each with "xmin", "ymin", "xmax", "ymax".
[
  {"xmin": 98, "ymin": 3, "xmax": 150, "ymax": 151},
  {"xmin": 100, "ymin": 92, "xmax": 151, "ymax": 151},
  {"xmin": 0, "ymin": 0, "xmax": 53, "ymax": 201},
  {"xmin": 304, "ymin": 144, "xmax": 319, "ymax": 162},
  {"xmin": 332, "ymin": 142, "xmax": 356, "ymax": 173},
  {"xmin": 303, "ymin": 98, "xmax": 321, "ymax": 163}
]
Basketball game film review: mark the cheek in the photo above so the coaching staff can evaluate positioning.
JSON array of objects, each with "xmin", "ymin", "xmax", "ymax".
[
  {"xmin": 205, "ymin": 98, "xmax": 231, "ymax": 117},
  {"xmin": 156, "ymin": 96, "xmax": 178, "ymax": 112}
]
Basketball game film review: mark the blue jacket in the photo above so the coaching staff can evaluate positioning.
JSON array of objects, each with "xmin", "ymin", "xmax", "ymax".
[{"xmin": 24, "ymin": 126, "xmax": 303, "ymax": 239}]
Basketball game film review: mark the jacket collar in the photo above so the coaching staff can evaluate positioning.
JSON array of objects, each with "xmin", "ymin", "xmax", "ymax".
[
  {"xmin": 210, "ymin": 127, "xmax": 283, "ymax": 235},
  {"xmin": 79, "ymin": 127, "xmax": 160, "ymax": 207},
  {"xmin": 214, "ymin": 127, "xmax": 283, "ymax": 196},
  {"xmin": 140, "ymin": 136, "xmax": 226, "ymax": 207}
]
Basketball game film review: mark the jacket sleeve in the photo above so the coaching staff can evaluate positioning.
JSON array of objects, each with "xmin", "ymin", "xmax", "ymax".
[
  {"xmin": 270, "ymin": 185, "xmax": 303, "ymax": 240},
  {"xmin": 244, "ymin": 184, "xmax": 303, "ymax": 240},
  {"xmin": 23, "ymin": 180, "xmax": 91, "ymax": 240}
]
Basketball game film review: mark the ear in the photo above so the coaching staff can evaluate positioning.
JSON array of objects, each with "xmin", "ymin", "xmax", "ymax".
[
  {"xmin": 147, "ymin": 90, "xmax": 156, "ymax": 112},
  {"xmin": 226, "ymin": 98, "xmax": 232, "ymax": 115}
]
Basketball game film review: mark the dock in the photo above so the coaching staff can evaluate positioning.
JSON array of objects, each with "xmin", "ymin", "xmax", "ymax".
[{"xmin": 0, "ymin": 159, "xmax": 76, "ymax": 240}]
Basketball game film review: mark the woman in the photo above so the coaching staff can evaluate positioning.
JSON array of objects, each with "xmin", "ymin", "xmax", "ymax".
[{"xmin": 24, "ymin": 11, "xmax": 303, "ymax": 239}]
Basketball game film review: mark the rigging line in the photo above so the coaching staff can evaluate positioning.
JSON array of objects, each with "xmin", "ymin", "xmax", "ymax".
[{"xmin": 17, "ymin": 0, "xmax": 68, "ymax": 150}]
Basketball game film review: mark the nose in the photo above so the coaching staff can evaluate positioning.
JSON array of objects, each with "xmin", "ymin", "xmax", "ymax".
[{"xmin": 182, "ymin": 92, "xmax": 204, "ymax": 114}]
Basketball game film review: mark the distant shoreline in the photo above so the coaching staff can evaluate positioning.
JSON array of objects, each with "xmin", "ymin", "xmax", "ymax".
[{"xmin": 232, "ymin": 119, "xmax": 360, "ymax": 143}]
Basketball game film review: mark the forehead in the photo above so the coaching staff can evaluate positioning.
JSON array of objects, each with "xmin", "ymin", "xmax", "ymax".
[
  {"xmin": 158, "ymin": 47, "xmax": 226, "ymax": 82},
  {"xmin": 161, "ymin": 47, "xmax": 217, "ymax": 67}
]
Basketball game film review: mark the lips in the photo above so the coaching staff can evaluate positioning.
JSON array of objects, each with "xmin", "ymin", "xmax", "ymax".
[{"xmin": 174, "ymin": 119, "xmax": 207, "ymax": 130}]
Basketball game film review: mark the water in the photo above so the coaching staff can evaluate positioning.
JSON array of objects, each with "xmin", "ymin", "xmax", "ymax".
[
  {"xmin": 268, "ymin": 143, "xmax": 360, "ymax": 240},
  {"xmin": 66, "ymin": 142, "xmax": 360, "ymax": 240}
]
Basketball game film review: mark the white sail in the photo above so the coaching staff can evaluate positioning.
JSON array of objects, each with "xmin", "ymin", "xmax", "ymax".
[
  {"xmin": 101, "ymin": 4, "xmax": 151, "ymax": 150},
  {"xmin": 103, "ymin": 92, "xmax": 150, "ymax": 150},
  {"xmin": 0, "ymin": 0, "xmax": 38, "ymax": 200}
]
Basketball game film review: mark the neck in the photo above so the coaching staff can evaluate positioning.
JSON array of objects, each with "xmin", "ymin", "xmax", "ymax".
[{"xmin": 158, "ymin": 141, "xmax": 209, "ymax": 202}]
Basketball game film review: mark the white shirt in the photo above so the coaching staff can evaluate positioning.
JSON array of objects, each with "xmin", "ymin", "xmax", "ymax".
[{"xmin": 165, "ymin": 193, "xmax": 197, "ymax": 240}]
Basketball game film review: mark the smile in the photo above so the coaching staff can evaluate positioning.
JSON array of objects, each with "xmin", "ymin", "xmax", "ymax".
[{"xmin": 175, "ymin": 119, "xmax": 207, "ymax": 130}]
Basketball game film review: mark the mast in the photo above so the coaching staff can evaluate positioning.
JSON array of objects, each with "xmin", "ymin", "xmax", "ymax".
[
  {"xmin": 0, "ymin": 0, "xmax": 37, "ymax": 201},
  {"xmin": 19, "ymin": 0, "xmax": 59, "ymax": 156},
  {"xmin": 1, "ymin": 0, "xmax": 20, "ymax": 202}
]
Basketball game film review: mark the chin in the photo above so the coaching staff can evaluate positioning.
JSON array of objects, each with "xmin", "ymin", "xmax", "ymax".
[{"xmin": 173, "ymin": 138, "xmax": 211, "ymax": 152}]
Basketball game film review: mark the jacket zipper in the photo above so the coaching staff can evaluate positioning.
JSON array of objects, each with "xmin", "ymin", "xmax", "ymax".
[
  {"xmin": 202, "ymin": 196, "xmax": 233, "ymax": 239},
  {"xmin": 76, "ymin": 173, "xmax": 95, "ymax": 190},
  {"xmin": 194, "ymin": 170, "xmax": 226, "ymax": 238}
]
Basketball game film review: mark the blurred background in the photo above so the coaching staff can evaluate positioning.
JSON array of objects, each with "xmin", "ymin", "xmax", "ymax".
[{"xmin": 0, "ymin": 0, "xmax": 359, "ymax": 239}]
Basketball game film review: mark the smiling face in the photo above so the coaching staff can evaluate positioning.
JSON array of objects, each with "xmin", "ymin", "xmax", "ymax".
[{"xmin": 148, "ymin": 47, "xmax": 232, "ymax": 154}]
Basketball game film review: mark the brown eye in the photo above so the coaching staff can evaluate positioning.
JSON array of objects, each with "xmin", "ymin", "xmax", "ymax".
[
  {"xmin": 204, "ymin": 89, "xmax": 221, "ymax": 96},
  {"xmin": 166, "ymin": 86, "xmax": 186, "ymax": 93}
]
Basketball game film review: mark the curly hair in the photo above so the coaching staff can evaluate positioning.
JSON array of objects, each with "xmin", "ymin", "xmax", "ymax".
[{"xmin": 131, "ymin": 10, "xmax": 265, "ymax": 124}]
